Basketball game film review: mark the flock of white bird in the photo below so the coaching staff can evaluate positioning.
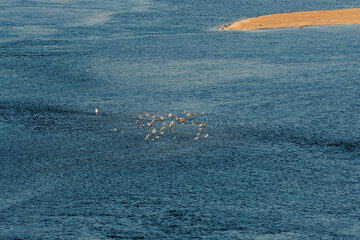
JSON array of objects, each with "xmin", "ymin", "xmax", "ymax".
[{"xmin": 95, "ymin": 108, "xmax": 208, "ymax": 142}]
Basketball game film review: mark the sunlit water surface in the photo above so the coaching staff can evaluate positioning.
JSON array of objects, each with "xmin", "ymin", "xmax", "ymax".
[{"xmin": 1, "ymin": 0, "xmax": 360, "ymax": 239}]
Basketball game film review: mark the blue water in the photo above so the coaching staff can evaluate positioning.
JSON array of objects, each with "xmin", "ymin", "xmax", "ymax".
[{"xmin": 1, "ymin": 0, "xmax": 360, "ymax": 239}]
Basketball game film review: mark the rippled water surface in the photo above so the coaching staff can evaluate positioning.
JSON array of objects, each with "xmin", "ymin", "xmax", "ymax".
[{"xmin": 1, "ymin": 0, "xmax": 360, "ymax": 239}]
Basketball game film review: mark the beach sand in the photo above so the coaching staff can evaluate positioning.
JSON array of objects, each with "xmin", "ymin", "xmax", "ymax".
[{"xmin": 218, "ymin": 8, "xmax": 360, "ymax": 31}]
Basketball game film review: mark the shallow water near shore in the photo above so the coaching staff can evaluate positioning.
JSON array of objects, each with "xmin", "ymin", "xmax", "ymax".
[{"xmin": 1, "ymin": 0, "xmax": 360, "ymax": 239}]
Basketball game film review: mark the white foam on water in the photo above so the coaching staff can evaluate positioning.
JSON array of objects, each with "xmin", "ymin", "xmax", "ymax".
[
  {"xmin": 71, "ymin": 12, "xmax": 113, "ymax": 27},
  {"xmin": 33, "ymin": 0, "xmax": 72, "ymax": 3},
  {"xmin": 254, "ymin": 232, "xmax": 305, "ymax": 240},
  {"xmin": 12, "ymin": 26, "xmax": 60, "ymax": 36},
  {"xmin": 129, "ymin": 0, "xmax": 153, "ymax": 12}
]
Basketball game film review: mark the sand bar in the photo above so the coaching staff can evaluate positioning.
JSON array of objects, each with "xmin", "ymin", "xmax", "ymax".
[{"xmin": 218, "ymin": 8, "xmax": 360, "ymax": 31}]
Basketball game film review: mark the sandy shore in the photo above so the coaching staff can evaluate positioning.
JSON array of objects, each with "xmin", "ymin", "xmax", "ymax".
[{"xmin": 218, "ymin": 8, "xmax": 360, "ymax": 31}]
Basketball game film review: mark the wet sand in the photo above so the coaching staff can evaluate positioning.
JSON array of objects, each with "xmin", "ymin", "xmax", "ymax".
[{"xmin": 218, "ymin": 8, "xmax": 360, "ymax": 31}]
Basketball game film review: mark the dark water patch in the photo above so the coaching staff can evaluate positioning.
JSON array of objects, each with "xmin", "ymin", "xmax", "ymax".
[
  {"xmin": 0, "ymin": 100, "xmax": 107, "ymax": 135},
  {"xmin": 0, "ymin": 100, "xmax": 87, "ymax": 116},
  {"xmin": 215, "ymin": 122, "xmax": 360, "ymax": 154}
]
